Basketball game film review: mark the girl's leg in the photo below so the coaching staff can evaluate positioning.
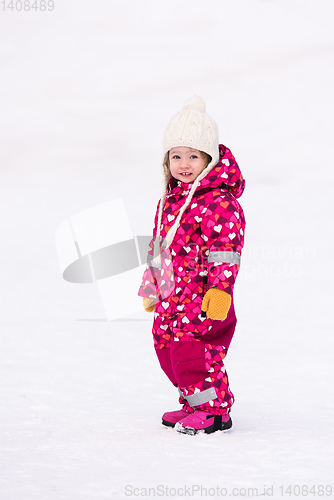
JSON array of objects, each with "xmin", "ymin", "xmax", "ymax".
[
  {"xmin": 152, "ymin": 314, "xmax": 178, "ymax": 385},
  {"xmin": 153, "ymin": 315, "xmax": 193, "ymax": 420},
  {"xmin": 154, "ymin": 347, "xmax": 177, "ymax": 387},
  {"xmin": 170, "ymin": 295, "xmax": 238, "ymax": 415},
  {"xmin": 170, "ymin": 338, "xmax": 234, "ymax": 415}
]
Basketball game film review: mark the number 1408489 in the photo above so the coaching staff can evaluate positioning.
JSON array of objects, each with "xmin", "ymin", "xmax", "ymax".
[{"xmin": 1, "ymin": 0, "xmax": 54, "ymax": 11}]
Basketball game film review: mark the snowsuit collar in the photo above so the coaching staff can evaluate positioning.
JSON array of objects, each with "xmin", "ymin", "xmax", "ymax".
[{"xmin": 167, "ymin": 144, "xmax": 245, "ymax": 199}]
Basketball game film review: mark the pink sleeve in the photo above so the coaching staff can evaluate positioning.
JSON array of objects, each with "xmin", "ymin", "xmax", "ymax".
[
  {"xmin": 200, "ymin": 193, "xmax": 245, "ymax": 296},
  {"xmin": 137, "ymin": 200, "xmax": 160, "ymax": 299}
]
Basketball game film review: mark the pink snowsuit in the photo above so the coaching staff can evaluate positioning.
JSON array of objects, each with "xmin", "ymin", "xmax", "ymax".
[{"xmin": 139, "ymin": 144, "xmax": 246, "ymax": 415}]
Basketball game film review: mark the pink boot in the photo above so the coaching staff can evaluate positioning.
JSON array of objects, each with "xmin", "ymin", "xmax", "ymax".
[
  {"xmin": 175, "ymin": 410, "xmax": 232, "ymax": 435},
  {"xmin": 162, "ymin": 408, "xmax": 192, "ymax": 427}
]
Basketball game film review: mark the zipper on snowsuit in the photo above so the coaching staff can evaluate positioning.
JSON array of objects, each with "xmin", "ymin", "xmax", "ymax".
[{"xmin": 201, "ymin": 275, "xmax": 208, "ymax": 317}]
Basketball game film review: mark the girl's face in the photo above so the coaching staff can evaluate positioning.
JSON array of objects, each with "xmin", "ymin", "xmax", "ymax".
[{"xmin": 169, "ymin": 147, "xmax": 208, "ymax": 183}]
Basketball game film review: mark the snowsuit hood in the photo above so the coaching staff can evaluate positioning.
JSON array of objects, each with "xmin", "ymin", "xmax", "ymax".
[{"xmin": 167, "ymin": 144, "xmax": 245, "ymax": 200}]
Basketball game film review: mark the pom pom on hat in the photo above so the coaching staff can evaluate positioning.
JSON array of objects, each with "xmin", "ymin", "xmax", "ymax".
[{"xmin": 183, "ymin": 95, "xmax": 206, "ymax": 113}]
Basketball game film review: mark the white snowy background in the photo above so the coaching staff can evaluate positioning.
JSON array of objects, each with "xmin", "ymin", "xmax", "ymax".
[{"xmin": 1, "ymin": 0, "xmax": 334, "ymax": 498}]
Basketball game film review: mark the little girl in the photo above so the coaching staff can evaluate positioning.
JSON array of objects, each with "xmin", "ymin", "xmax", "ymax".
[{"xmin": 138, "ymin": 96, "xmax": 245, "ymax": 435}]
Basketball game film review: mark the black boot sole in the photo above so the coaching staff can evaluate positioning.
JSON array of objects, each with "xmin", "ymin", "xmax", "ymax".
[
  {"xmin": 162, "ymin": 419, "xmax": 176, "ymax": 428},
  {"xmin": 176, "ymin": 416, "xmax": 233, "ymax": 435}
]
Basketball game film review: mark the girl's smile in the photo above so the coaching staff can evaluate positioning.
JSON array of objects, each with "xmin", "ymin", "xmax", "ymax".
[{"xmin": 169, "ymin": 147, "xmax": 208, "ymax": 183}]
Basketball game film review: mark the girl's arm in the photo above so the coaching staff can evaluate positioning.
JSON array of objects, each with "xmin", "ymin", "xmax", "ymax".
[
  {"xmin": 200, "ymin": 192, "xmax": 245, "ymax": 296},
  {"xmin": 137, "ymin": 200, "xmax": 160, "ymax": 299}
]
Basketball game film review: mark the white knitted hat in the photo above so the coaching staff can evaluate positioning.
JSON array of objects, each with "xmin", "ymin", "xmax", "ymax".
[
  {"xmin": 154, "ymin": 97, "xmax": 221, "ymax": 259},
  {"xmin": 163, "ymin": 95, "xmax": 219, "ymax": 171}
]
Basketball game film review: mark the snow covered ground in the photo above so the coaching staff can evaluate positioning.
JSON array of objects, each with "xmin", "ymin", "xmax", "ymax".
[{"xmin": 1, "ymin": 0, "xmax": 334, "ymax": 498}]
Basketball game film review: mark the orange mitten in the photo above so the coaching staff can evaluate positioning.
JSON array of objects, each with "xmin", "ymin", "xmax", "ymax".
[
  {"xmin": 143, "ymin": 297, "xmax": 157, "ymax": 313},
  {"xmin": 201, "ymin": 288, "xmax": 231, "ymax": 321}
]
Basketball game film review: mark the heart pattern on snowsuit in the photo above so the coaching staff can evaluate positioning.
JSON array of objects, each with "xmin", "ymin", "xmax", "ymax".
[{"xmin": 139, "ymin": 144, "xmax": 246, "ymax": 414}]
